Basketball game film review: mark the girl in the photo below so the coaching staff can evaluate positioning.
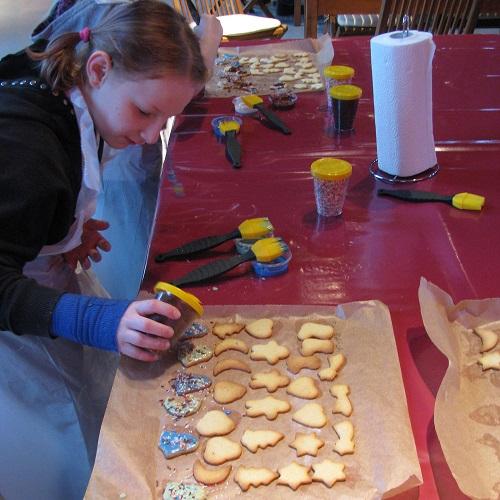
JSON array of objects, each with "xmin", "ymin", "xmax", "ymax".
[{"xmin": 0, "ymin": 2, "xmax": 210, "ymax": 498}]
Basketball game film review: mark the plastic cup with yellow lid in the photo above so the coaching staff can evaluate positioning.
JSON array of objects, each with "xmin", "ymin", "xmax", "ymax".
[
  {"xmin": 310, "ymin": 158, "xmax": 353, "ymax": 217},
  {"xmin": 329, "ymin": 84, "xmax": 362, "ymax": 132},
  {"xmin": 323, "ymin": 65, "xmax": 355, "ymax": 109}
]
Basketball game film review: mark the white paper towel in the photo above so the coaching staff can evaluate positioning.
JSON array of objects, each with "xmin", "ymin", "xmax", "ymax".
[{"xmin": 371, "ymin": 31, "xmax": 437, "ymax": 177}]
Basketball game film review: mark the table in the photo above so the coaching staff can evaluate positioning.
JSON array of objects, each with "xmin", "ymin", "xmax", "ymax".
[{"xmin": 143, "ymin": 35, "xmax": 500, "ymax": 499}]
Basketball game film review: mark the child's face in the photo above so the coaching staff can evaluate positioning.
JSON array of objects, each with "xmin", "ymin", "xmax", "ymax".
[{"xmin": 85, "ymin": 69, "xmax": 198, "ymax": 149}]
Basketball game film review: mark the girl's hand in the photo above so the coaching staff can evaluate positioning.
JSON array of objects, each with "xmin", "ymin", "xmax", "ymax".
[
  {"xmin": 116, "ymin": 299, "xmax": 181, "ymax": 362},
  {"xmin": 194, "ymin": 15, "xmax": 223, "ymax": 79},
  {"xmin": 64, "ymin": 218, "xmax": 111, "ymax": 270}
]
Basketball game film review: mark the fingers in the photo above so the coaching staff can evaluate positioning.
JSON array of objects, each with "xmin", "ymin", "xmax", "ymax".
[
  {"xmin": 85, "ymin": 218, "xmax": 110, "ymax": 231},
  {"xmin": 97, "ymin": 238, "xmax": 111, "ymax": 252},
  {"xmin": 134, "ymin": 299, "xmax": 181, "ymax": 321},
  {"xmin": 118, "ymin": 342, "xmax": 160, "ymax": 363}
]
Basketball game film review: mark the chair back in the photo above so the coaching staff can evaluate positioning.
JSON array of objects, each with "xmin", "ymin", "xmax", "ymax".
[
  {"xmin": 173, "ymin": 0, "xmax": 243, "ymax": 22},
  {"xmin": 375, "ymin": 0, "xmax": 482, "ymax": 35}
]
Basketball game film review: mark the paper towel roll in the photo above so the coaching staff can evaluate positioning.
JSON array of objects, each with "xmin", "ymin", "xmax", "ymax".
[{"xmin": 371, "ymin": 31, "xmax": 437, "ymax": 177}]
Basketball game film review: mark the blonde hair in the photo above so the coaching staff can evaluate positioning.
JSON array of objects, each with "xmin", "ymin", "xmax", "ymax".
[{"xmin": 28, "ymin": 1, "xmax": 207, "ymax": 92}]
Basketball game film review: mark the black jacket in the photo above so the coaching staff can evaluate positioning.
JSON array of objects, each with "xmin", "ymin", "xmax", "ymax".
[{"xmin": 0, "ymin": 47, "xmax": 82, "ymax": 336}]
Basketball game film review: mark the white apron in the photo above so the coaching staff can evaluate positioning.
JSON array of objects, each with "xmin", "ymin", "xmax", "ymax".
[{"xmin": 0, "ymin": 88, "xmax": 119, "ymax": 500}]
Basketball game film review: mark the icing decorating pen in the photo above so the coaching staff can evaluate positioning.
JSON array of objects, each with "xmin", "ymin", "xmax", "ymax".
[
  {"xmin": 170, "ymin": 237, "xmax": 288, "ymax": 287},
  {"xmin": 241, "ymin": 94, "xmax": 291, "ymax": 135},
  {"xmin": 155, "ymin": 217, "xmax": 274, "ymax": 261},
  {"xmin": 378, "ymin": 189, "xmax": 485, "ymax": 211}
]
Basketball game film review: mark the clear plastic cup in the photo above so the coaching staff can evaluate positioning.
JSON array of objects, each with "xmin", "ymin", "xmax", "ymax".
[
  {"xmin": 323, "ymin": 65, "xmax": 355, "ymax": 110},
  {"xmin": 330, "ymin": 84, "xmax": 362, "ymax": 132},
  {"xmin": 310, "ymin": 158, "xmax": 352, "ymax": 217}
]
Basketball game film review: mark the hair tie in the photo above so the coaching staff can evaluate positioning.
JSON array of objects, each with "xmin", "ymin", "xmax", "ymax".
[{"xmin": 79, "ymin": 27, "xmax": 91, "ymax": 43}]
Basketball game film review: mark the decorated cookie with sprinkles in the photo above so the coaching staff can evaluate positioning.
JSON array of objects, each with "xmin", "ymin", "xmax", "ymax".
[
  {"xmin": 163, "ymin": 481, "xmax": 206, "ymax": 500},
  {"xmin": 180, "ymin": 322, "xmax": 209, "ymax": 340},
  {"xmin": 177, "ymin": 342, "xmax": 213, "ymax": 367},
  {"xmin": 163, "ymin": 395, "xmax": 202, "ymax": 419},
  {"xmin": 170, "ymin": 372, "xmax": 212, "ymax": 396},
  {"xmin": 159, "ymin": 430, "xmax": 199, "ymax": 459}
]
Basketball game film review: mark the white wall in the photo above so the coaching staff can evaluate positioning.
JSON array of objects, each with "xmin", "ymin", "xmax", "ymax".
[{"xmin": 0, "ymin": 0, "xmax": 52, "ymax": 56}]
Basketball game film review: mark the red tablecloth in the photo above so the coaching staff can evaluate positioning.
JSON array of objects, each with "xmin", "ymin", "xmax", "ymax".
[{"xmin": 143, "ymin": 35, "xmax": 500, "ymax": 499}]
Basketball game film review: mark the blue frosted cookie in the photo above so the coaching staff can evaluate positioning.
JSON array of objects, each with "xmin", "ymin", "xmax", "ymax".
[
  {"xmin": 170, "ymin": 372, "xmax": 212, "ymax": 396},
  {"xmin": 163, "ymin": 395, "xmax": 201, "ymax": 419},
  {"xmin": 163, "ymin": 481, "xmax": 206, "ymax": 500},
  {"xmin": 159, "ymin": 430, "xmax": 199, "ymax": 459},
  {"xmin": 180, "ymin": 322, "xmax": 209, "ymax": 340}
]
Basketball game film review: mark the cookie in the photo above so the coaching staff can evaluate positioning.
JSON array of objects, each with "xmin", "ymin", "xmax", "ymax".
[
  {"xmin": 177, "ymin": 342, "xmax": 213, "ymax": 367},
  {"xmin": 478, "ymin": 351, "xmax": 500, "ymax": 370},
  {"xmin": 474, "ymin": 321, "xmax": 499, "ymax": 352},
  {"xmin": 159, "ymin": 430, "xmax": 199, "ymax": 459},
  {"xmin": 234, "ymin": 466, "xmax": 278, "ymax": 491},
  {"xmin": 301, "ymin": 338, "xmax": 334, "ymax": 356},
  {"xmin": 333, "ymin": 420, "xmax": 355, "ymax": 455},
  {"xmin": 214, "ymin": 380, "xmax": 247, "ymax": 404},
  {"xmin": 180, "ymin": 322, "xmax": 209, "ymax": 340},
  {"xmin": 286, "ymin": 376, "xmax": 320, "ymax": 399},
  {"xmin": 212, "ymin": 322, "xmax": 245, "ymax": 339},
  {"xmin": 292, "ymin": 402, "xmax": 327, "ymax": 428},
  {"xmin": 245, "ymin": 318, "xmax": 274, "ymax": 339},
  {"xmin": 245, "ymin": 396, "xmax": 291, "ymax": 420},
  {"xmin": 249, "ymin": 369, "xmax": 290, "ymax": 392},
  {"xmin": 318, "ymin": 353, "xmax": 346, "ymax": 381},
  {"xmin": 213, "ymin": 358, "xmax": 251, "ymax": 377},
  {"xmin": 297, "ymin": 322, "xmax": 334, "ymax": 340},
  {"xmin": 163, "ymin": 482, "xmax": 206, "ymax": 500},
  {"xmin": 289, "ymin": 432, "xmax": 324, "ymax": 457},
  {"xmin": 286, "ymin": 355, "xmax": 321, "ymax": 374},
  {"xmin": 193, "ymin": 460, "xmax": 231, "ymax": 486},
  {"xmin": 203, "ymin": 436, "xmax": 242, "ymax": 465},
  {"xmin": 330, "ymin": 384, "xmax": 353, "ymax": 416},
  {"xmin": 196, "ymin": 410, "xmax": 236, "ymax": 436},
  {"xmin": 277, "ymin": 462, "xmax": 312, "ymax": 490},
  {"xmin": 250, "ymin": 340, "xmax": 290, "ymax": 365},
  {"xmin": 163, "ymin": 395, "xmax": 201, "ymax": 419},
  {"xmin": 214, "ymin": 338, "xmax": 249, "ymax": 356},
  {"xmin": 241, "ymin": 429, "xmax": 284, "ymax": 452},
  {"xmin": 170, "ymin": 373, "xmax": 212, "ymax": 396},
  {"xmin": 311, "ymin": 459, "xmax": 346, "ymax": 488}
]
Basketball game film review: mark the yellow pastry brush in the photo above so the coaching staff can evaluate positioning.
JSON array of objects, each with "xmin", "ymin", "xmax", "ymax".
[
  {"xmin": 241, "ymin": 94, "xmax": 291, "ymax": 135},
  {"xmin": 155, "ymin": 217, "xmax": 274, "ymax": 261},
  {"xmin": 218, "ymin": 119, "xmax": 241, "ymax": 168},
  {"xmin": 171, "ymin": 237, "xmax": 288, "ymax": 287}
]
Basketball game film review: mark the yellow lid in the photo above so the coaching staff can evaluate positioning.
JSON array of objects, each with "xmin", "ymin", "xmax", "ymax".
[
  {"xmin": 329, "ymin": 84, "xmax": 362, "ymax": 100},
  {"xmin": 323, "ymin": 65, "xmax": 355, "ymax": 80},
  {"xmin": 310, "ymin": 158, "xmax": 352, "ymax": 181},
  {"xmin": 153, "ymin": 281, "xmax": 204, "ymax": 316}
]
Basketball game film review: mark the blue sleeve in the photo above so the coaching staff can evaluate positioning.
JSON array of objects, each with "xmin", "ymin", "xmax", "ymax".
[{"xmin": 51, "ymin": 293, "xmax": 131, "ymax": 351}]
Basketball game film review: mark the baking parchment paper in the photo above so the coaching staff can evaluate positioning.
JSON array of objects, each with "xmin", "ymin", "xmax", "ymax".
[
  {"xmin": 85, "ymin": 301, "xmax": 421, "ymax": 499},
  {"xmin": 418, "ymin": 278, "xmax": 500, "ymax": 499},
  {"xmin": 205, "ymin": 34, "xmax": 334, "ymax": 98}
]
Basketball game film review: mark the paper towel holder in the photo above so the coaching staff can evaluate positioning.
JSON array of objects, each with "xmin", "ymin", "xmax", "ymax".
[
  {"xmin": 369, "ymin": 158, "xmax": 439, "ymax": 184},
  {"xmin": 390, "ymin": 14, "xmax": 412, "ymax": 39}
]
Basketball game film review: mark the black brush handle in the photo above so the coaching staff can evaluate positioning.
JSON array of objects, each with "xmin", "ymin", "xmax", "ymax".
[
  {"xmin": 155, "ymin": 229, "xmax": 241, "ymax": 262},
  {"xmin": 378, "ymin": 189, "xmax": 452, "ymax": 204},
  {"xmin": 256, "ymin": 104, "xmax": 291, "ymax": 135},
  {"xmin": 171, "ymin": 252, "xmax": 254, "ymax": 287},
  {"xmin": 225, "ymin": 131, "xmax": 241, "ymax": 168}
]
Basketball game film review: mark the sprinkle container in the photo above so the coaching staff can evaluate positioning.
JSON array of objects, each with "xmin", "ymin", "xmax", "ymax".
[
  {"xmin": 323, "ymin": 65, "xmax": 355, "ymax": 109},
  {"xmin": 311, "ymin": 158, "xmax": 352, "ymax": 217},
  {"xmin": 153, "ymin": 281, "xmax": 203, "ymax": 347},
  {"xmin": 330, "ymin": 84, "xmax": 362, "ymax": 132}
]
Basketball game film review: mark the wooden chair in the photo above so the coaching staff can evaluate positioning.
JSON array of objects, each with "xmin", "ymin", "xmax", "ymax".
[
  {"xmin": 304, "ymin": 0, "xmax": 380, "ymax": 38},
  {"xmin": 375, "ymin": 0, "xmax": 482, "ymax": 35},
  {"xmin": 173, "ymin": 0, "xmax": 288, "ymax": 41}
]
